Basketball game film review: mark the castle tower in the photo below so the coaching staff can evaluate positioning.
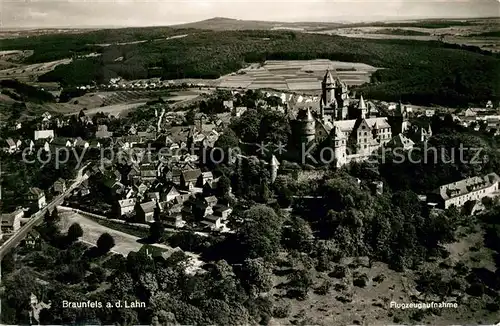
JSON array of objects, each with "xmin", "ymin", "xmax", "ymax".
[
  {"xmin": 296, "ymin": 108, "xmax": 316, "ymax": 144},
  {"xmin": 320, "ymin": 69, "xmax": 349, "ymax": 121},
  {"xmin": 321, "ymin": 69, "xmax": 336, "ymax": 106},
  {"xmin": 320, "ymin": 70, "xmax": 337, "ymax": 119},
  {"xmin": 332, "ymin": 125, "xmax": 347, "ymax": 168},
  {"xmin": 358, "ymin": 95, "xmax": 367, "ymax": 119},
  {"xmin": 270, "ymin": 155, "xmax": 280, "ymax": 184}
]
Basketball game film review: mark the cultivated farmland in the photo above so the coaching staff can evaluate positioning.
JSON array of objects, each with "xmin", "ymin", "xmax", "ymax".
[{"xmin": 217, "ymin": 59, "xmax": 378, "ymax": 94}]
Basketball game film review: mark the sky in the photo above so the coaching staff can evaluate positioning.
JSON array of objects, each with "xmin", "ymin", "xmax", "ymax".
[{"xmin": 1, "ymin": 0, "xmax": 499, "ymax": 28}]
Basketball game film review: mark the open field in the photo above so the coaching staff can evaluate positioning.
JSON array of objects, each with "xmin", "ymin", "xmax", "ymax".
[
  {"xmin": 90, "ymin": 33, "xmax": 189, "ymax": 47},
  {"xmin": 0, "ymin": 58, "xmax": 72, "ymax": 81},
  {"xmin": 217, "ymin": 59, "xmax": 378, "ymax": 93},
  {"xmin": 59, "ymin": 210, "xmax": 171, "ymax": 256},
  {"xmin": 57, "ymin": 89, "xmax": 208, "ymax": 115}
]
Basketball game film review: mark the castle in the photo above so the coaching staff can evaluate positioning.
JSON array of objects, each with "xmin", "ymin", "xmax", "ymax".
[{"xmin": 292, "ymin": 69, "xmax": 410, "ymax": 167}]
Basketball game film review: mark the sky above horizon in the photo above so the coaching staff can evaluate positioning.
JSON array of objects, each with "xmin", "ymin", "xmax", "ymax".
[{"xmin": 1, "ymin": 0, "xmax": 499, "ymax": 28}]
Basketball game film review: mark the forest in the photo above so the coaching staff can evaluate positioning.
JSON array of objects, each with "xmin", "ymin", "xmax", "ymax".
[{"xmin": 1, "ymin": 29, "xmax": 498, "ymax": 107}]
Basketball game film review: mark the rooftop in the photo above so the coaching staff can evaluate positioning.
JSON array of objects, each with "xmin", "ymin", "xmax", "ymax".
[{"xmin": 437, "ymin": 173, "xmax": 500, "ymax": 201}]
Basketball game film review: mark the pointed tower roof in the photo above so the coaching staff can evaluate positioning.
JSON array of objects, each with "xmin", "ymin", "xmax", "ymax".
[
  {"xmin": 297, "ymin": 107, "xmax": 314, "ymax": 121},
  {"xmin": 322, "ymin": 69, "xmax": 336, "ymax": 85},
  {"xmin": 270, "ymin": 155, "xmax": 280, "ymax": 167},
  {"xmin": 306, "ymin": 108, "xmax": 314, "ymax": 121},
  {"xmin": 358, "ymin": 95, "xmax": 367, "ymax": 110}
]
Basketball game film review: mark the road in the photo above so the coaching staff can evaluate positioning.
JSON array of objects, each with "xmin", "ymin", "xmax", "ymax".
[{"xmin": 0, "ymin": 166, "xmax": 89, "ymax": 259}]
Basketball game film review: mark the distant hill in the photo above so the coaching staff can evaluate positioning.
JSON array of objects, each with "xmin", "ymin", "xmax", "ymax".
[{"xmin": 170, "ymin": 17, "xmax": 343, "ymax": 31}]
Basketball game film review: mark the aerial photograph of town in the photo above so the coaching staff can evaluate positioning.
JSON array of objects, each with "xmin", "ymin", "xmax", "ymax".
[{"xmin": 0, "ymin": 0, "xmax": 499, "ymax": 325}]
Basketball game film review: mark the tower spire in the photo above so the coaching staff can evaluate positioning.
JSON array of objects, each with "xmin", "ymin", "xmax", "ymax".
[{"xmin": 358, "ymin": 95, "xmax": 367, "ymax": 119}]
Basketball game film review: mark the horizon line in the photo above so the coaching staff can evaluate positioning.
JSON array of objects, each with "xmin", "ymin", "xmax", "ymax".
[{"xmin": 1, "ymin": 15, "xmax": 499, "ymax": 31}]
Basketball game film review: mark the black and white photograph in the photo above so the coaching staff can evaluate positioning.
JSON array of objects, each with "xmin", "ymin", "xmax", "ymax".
[{"xmin": 0, "ymin": 0, "xmax": 499, "ymax": 325}]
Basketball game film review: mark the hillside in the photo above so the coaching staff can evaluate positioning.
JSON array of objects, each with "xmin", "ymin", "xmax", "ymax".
[{"xmin": 170, "ymin": 17, "xmax": 342, "ymax": 31}]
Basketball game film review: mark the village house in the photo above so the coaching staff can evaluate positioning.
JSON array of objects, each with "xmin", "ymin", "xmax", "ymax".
[
  {"xmin": 148, "ymin": 192, "xmax": 161, "ymax": 202},
  {"xmin": 74, "ymin": 137, "xmax": 90, "ymax": 149},
  {"xmin": 23, "ymin": 230, "xmax": 41, "ymax": 248},
  {"xmin": 96, "ymin": 125, "xmax": 113, "ymax": 139},
  {"xmin": 137, "ymin": 131, "xmax": 157, "ymax": 142},
  {"xmin": 387, "ymin": 134, "xmax": 415, "ymax": 151},
  {"xmin": 163, "ymin": 186, "xmax": 180, "ymax": 202},
  {"xmin": 34, "ymin": 129, "xmax": 54, "ymax": 141},
  {"xmin": 42, "ymin": 111, "xmax": 52, "ymax": 121},
  {"xmin": 428, "ymin": 173, "xmax": 500, "ymax": 209},
  {"xmin": 204, "ymin": 196, "xmax": 218, "ymax": 207},
  {"xmin": 53, "ymin": 178, "xmax": 67, "ymax": 194},
  {"xmin": 223, "ymin": 100, "xmax": 234, "ymax": 111},
  {"xmin": 50, "ymin": 137, "xmax": 74, "ymax": 148},
  {"xmin": 77, "ymin": 179, "xmax": 90, "ymax": 197},
  {"xmin": 233, "ymin": 106, "xmax": 247, "ymax": 118},
  {"xmin": 127, "ymin": 165, "xmax": 141, "ymax": 185},
  {"xmin": 136, "ymin": 201, "xmax": 157, "ymax": 223},
  {"xmin": 181, "ymin": 169, "xmax": 202, "ymax": 190},
  {"xmin": 193, "ymin": 200, "xmax": 214, "ymax": 219},
  {"xmin": 111, "ymin": 182, "xmax": 126, "ymax": 197},
  {"xmin": 201, "ymin": 215, "xmax": 224, "ymax": 230},
  {"xmin": 198, "ymin": 171, "xmax": 214, "ymax": 187},
  {"xmin": 425, "ymin": 109, "xmax": 435, "ymax": 117},
  {"xmin": 140, "ymin": 163, "xmax": 157, "ymax": 183},
  {"xmin": 136, "ymin": 183, "xmax": 150, "ymax": 198},
  {"xmin": 5, "ymin": 138, "xmax": 19, "ymax": 153},
  {"xmin": 26, "ymin": 187, "xmax": 46, "ymax": 210},
  {"xmin": 213, "ymin": 205, "xmax": 233, "ymax": 219},
  {"xmin": 163, "ymin": 214, "xmax": 185, "ymax": 228},
  {"xmin": 116, "ymin": 198, "xmax": 136, "ymax": 217},
  {"xmin": 0, "ymin": 209, "xmax": 24, "ymax": 234},
  {"xmin": 409, "ymin": 125, "xmax": 432, "ymax": 143}
]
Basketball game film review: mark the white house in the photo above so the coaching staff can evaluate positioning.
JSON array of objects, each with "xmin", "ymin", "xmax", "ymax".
[
  {"xmin": 34, "ymin": 130, "xmax": 54, "ymax": 141},
  {"xmin": 6, "ymin": 138, "xmax": 17, "ymax": 153},
  {"xmin": 430, "ymin": 173, "xmax": 500, "ymax": 209},
  {"xmin": 27, "ymin": 187, "xmax": 46, "ymax": 210},
  {"xmin": 165, "ymin": 186, "xmax": 180, "ymax": 202},
  {"xmin": 0, "ymin": 209, "xmax": 24, "ymax": 234},
  {"xmin": 117, "ymin": 198, "xmax": 136, "ymax": 216}
]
